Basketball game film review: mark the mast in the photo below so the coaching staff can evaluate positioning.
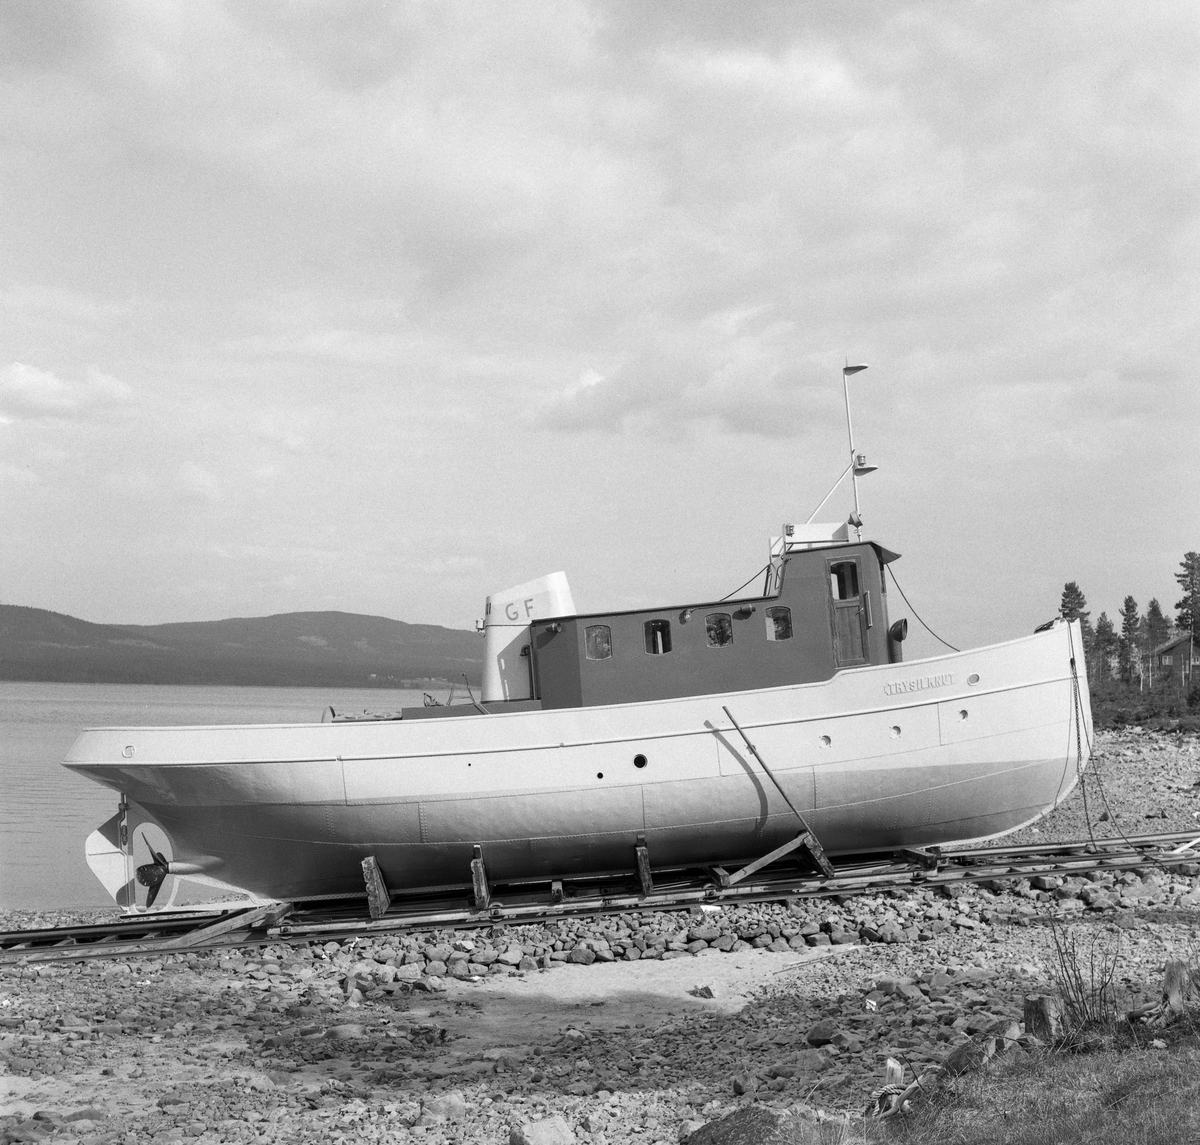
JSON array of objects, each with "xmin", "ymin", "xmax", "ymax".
[{"xmin": 842, "ymin": 363, "xmax": 868, "ymax": 540}]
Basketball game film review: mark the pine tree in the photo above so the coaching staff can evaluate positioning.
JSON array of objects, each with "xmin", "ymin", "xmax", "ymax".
[
  {"xmin": 1060, "ymin": 582, "xmax": 1089, "ymax": 624},
  {"xmin": 1147, "ymin": 598, "xmax": 1170, "ymax": 646},
  {"xmin": 1059, "ymin": 581, "xmax": 1094, "ymax": 659},
  {"xmin": 1118, "ymin": 595, "xmax": 1140, "ymax": 683},
  {"xmin": 1176, "ymin": 552, "xmax": 1200, "ymax": 639},
  {"xmin": 1093, "ymin": 612, "xmax": 1116, "ymax": 685},
  {"xmin": 1145, "ymin": 598, "xmax": 1170, "ymax": 688}
]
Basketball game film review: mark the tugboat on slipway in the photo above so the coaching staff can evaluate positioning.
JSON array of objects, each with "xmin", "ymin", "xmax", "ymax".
[{"xmin": 63, "ymin": 366, "xmax": 1093, "ymax": 911}]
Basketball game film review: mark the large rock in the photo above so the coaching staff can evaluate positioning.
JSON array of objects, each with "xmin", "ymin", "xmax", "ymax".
[
  {"xmin": 423, "ymin": 1090, "xmax": 467, "ymax": 1123},
  {"xmin": 684, "ymin": 1106, "xmax": 804, "ymax": 1145},
  {"xmin": 510, "ymin": 1114, "xmax": 576, "ymax": 1145},
  {"xmin": 805, "ymin": 1019, "xmax": 840, "ymax": 1046}
]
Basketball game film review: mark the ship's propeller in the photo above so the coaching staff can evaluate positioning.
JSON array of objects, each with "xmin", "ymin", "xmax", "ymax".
[{"xmin": 135, "ymin": 834, "xmax": 171, "ymax": 908}]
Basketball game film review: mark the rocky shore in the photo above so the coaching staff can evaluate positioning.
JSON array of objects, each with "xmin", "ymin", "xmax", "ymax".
[{"xmin": 3, "ymin": 729, "xmax": 1198, "ymax": 1144}]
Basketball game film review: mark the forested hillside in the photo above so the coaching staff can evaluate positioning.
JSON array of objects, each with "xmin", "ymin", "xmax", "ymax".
[{"xmin": 0, "ymin": 605, "xmax": 482, "ymax": 688}]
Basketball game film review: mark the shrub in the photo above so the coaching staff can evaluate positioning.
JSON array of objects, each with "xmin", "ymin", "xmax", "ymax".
[{"xmin": 1049, "ymin": 923, "xmax": 1124, "ymax": 1036}]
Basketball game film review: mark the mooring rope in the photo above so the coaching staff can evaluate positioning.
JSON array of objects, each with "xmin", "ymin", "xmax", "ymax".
[
  {"xmin": 719, "ymin": 563, "xmax": 771, "ymax": 602},
  {"xmin": 885, "ymin": 566, "xmax": 960, "ymax": 652},
  {"xmin": 1063, "ymin": 629, "xmax": 1188, "ymax": 872}
]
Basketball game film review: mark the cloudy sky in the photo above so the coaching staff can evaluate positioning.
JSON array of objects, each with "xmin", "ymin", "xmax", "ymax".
[{"xmin": 1, "ymin": 1, "xmax": 1197, "ymax": 657}]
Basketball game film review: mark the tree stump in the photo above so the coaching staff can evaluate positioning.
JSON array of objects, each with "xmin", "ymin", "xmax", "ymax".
[
  {"xmin": 1163, "ymin": 960, "xmax": 1192, "ymax": 1014},
  {"xmin": 1023, "ymin": 994, "xmax": 1062, "ymax": 1042}
]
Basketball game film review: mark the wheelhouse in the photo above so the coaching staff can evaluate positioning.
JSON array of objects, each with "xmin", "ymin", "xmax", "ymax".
[{"xmin": 526, "ymin": 535, "xmax": 900, "ymax": 709}]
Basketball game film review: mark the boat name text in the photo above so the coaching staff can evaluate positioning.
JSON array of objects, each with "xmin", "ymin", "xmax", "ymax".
[{"xmin": 884, "ymin": 672, "xmax": 954, "ymax": 696}]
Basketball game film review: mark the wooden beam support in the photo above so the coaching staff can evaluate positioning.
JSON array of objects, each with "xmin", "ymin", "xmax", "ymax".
[
  {"xmin": 470, "ymin": 844, "xmax": 490, "ymax": 910},
  {"xmin": 894, "ymin": 847, "xmax": 941, "ymax": 870},
  {"xmin": 635, "ymin": 833, "xmax": 653, "ymax": 897},
  {"xmin": 721, "ymin": 706, "xmax": 834, "ymax": 878},
  {"xmin": 361, "ymin": 855, "xmax": 392, "ymax": 920},
  {"xmin": 161, "ymin": 902, "xmax": 292, "ymax": 950},
  {"xmin": 723, "ymin": 832, "xmax": 828, "ymax": 888}
]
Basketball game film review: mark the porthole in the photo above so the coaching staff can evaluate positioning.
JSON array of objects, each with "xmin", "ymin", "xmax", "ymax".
[
  {"xmin": 819, "ymin": 735, "xmax": 831, "ymax": 747},
  {"xmin": 633, "ymin": 754, "xmax": 648, "ymax": 769},
  {"xmin": 890, "ymin": 725, "xmax": 901, "ymax": 738},
  {"xmin": 967, "ymin": 673, "xmax": 980, "ymax": 686},
  {"xmin": 597, "ymin": 772, "xmax": 604, "ymax": 779}
]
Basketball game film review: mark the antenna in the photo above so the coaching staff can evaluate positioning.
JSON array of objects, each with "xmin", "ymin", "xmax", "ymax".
[
  {"xmin": 842, "ymin": 363, "xmax": 869, "ymax": 539},
  {"xmin": 803, "ymin": 362, "xmax": 878, "ymax": 530}
]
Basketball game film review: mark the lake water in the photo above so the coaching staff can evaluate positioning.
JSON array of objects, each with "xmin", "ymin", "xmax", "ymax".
[{"xmin": 0, "ymin": 681, "xmax": 451, "ymax": 910}]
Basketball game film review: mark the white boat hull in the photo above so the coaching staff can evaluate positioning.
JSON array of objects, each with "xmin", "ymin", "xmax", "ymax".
[{"xmin": 64, "ymin": 622, "xmax": 1091, "ymax": 907}]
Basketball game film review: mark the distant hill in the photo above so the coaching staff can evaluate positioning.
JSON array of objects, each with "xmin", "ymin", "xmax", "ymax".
[{"xmin": 0, "ymin": 605, "xmax": 483, "ymax": 688}]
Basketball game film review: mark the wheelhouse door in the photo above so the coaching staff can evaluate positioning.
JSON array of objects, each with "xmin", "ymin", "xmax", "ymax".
[{"xmin": 828, "ymin": 558, "xmax": 868, "ymax": 667}]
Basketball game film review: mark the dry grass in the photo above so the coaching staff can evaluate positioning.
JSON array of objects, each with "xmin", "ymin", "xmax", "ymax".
[
  {"xmin": 850, "ymin": 931, "xmax": 1200, "ymax": 1145},
  {"xmin": 858, "ymin": 1033, "xmax": 1200, "ymax": 1144},
  {"xmin": 725, "ymin": 928, "xmax": 1200, "ymax": 1145}
]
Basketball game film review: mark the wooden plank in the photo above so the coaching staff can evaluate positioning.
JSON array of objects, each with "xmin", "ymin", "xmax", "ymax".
[
  {"xmin": 895, "ymin": 847, "xmax": 941, "ymax": 870},
  {"xmin": 471, "ymin": 845, "xmax": 490, "ymax": 909},
  {"xmin": 724, "ymin": 833, "xmax": 814, "ymax": 887},
  {"xmin": 635, "ymin": 835, "xmax": 654, "ymax": 897},
  {"xmin": 362, "ymin": 855, "xmax": 392, "ymax": 920},
  {"xmin": 160, "ymin": 902, "xmax": 292, "ymax": 950}
]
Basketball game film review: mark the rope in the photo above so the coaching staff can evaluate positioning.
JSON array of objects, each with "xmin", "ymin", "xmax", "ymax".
[
  {"xmin": 1063, "ymin": 632, "xmax": 1186, "ymax": 872},
  {"xmin": 720, "ymin": 563, "xmax": 771, "ymax": 602},
  {"xmin": 885, "ymin": 566, "xmax": 959, "ymax": 652},
  {"xmin": 1068, "ymin": 626, "xmax": 1097, "ymax": 847}
]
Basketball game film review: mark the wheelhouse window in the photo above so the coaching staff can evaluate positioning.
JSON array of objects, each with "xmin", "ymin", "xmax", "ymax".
[
  {"xmin": 644, "ymin": 619, "xmax": 672, "ymax": 655},
  {"xmin": 705, "ymin": 613, "xmax": 733, "ymax": 647},
  {"xmin": 765, "ymin": 606, "xmax": 792, "ymax": 641},
  {"xmin": 830, "ymin": 561, "xmax": 860, "ymax": 600},
  {"xmin": 585, "ymin": 624, "xmax": 612, "ymax": 661}
]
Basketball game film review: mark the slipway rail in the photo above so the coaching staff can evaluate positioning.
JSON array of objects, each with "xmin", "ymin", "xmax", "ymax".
[{"xmin": 4, "ymin": 830, "xmax": 1199, "ymax": 965}]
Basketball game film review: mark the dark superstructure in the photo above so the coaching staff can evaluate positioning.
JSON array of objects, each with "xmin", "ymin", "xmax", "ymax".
[{"xmin": 530, "ymin": 540, "xmax": 902, "ymax": 709}]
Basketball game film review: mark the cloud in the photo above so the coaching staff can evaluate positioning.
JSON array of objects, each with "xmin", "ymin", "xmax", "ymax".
[
  {"xmin": 0, "ymin": 362, "xmax": 133, "ymax": 422},
  {"xmin": 176, "ymin": 461, "xmax": 222, "ymax": 504},
  {"xmin": 0, "ymin": 1, "xmax": 1196, "ymax": 642},
  {"xmin": 538, "ymin": 309, "xmax": 841, "ymax": 436}
]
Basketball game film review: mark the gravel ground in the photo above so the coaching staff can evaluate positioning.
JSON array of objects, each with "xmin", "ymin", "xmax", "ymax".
[
  {"xmin": 3, "ymin": 728, "xmax": 1199, "ymax": 1145},
  {"xmin": 1001, "ymin": 726, "xmax": 1200, "ymax": 846}
]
